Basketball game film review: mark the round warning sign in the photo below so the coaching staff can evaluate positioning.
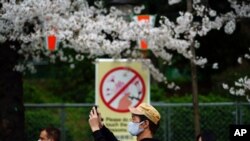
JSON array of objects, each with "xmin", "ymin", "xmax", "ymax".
[{"xmin": 100, "ymin": 67, "xmax": 146, "ymax": 112}]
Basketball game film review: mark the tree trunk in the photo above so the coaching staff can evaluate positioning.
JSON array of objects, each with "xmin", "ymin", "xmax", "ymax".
[
  {"xmin": 0, "ymin": 42, "xmax": 25, "ymax": 141},
  {"xmin": 190, "ymin": 43, "xmax": 200, "ymax": 137},
  {"xmin": 187, "ymin": 0, "xmax": 201, "ymax": 138}
]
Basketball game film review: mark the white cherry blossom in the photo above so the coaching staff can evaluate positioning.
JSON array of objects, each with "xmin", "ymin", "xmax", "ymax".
[{"xmin": 0, "ymin": 0, "xmax": 250, "ymax": 94}]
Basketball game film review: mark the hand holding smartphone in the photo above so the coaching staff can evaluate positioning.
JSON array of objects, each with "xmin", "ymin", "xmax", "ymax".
[
  {"xmin": 94, "ymin": 105, "xmax": 103, "ymax": 121},
  {"xmin": 94, "ymin": 105, "xmax": 99, "ymax": 115}
]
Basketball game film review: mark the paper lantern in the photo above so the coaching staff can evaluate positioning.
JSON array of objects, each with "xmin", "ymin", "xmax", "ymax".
[
  {"xmin": 46, "ymin": 34, "xmax": 57, "ymax": 51},
  {"xmin": 134, "ymin": 15, "xmax": 155, "ymax": 50}
]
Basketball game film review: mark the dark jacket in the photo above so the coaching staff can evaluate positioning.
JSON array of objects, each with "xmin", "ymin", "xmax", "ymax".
[
  {"xmin": 92, "ymin": 125, "xmax": 159, "ymax": 141},
  {"xmin": 92, "ymin": 125, "xmax": 119, "ymax": 141},
  {"xmin": 141, "ymin": 138, "xmax": 159, "ymax": 141}
]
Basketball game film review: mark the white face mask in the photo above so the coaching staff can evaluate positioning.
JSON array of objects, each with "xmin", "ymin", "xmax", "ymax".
[{"xmin": 127, "ymin": 121, "xmax": 144, "ymax": 136}]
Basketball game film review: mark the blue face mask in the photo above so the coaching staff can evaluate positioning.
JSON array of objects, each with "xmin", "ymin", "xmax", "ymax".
[{"xmin": 127, "ymin": 121, "xmax": 144, "ymax": 136}]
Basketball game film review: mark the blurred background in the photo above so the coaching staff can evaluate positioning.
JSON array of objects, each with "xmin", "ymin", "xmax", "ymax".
[
  {"xmin": 24, "ymin": 0, "xmax": 250, "ymax": 140},
  {"xmin": 0, "ymin": 0, "xmax": 250, "ymax": 141}
]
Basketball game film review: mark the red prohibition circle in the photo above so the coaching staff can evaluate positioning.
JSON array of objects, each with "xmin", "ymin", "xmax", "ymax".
[{"xmin": 100, "ymin": 67, "xmax": 146, "ymax": 112}]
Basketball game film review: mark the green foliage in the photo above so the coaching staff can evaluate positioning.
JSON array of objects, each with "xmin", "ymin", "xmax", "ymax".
[
  {"xmin": 150, "ymin": 83, "xmax": 166, "ymax": 101},
  {"xmin": 24, "ymin": 60, "xmax": 96, "ymax": 141},
  {"xmin": 24, "ymin": 80, "xmax": 63, "ymax": 103},
  {"xmin": 25, "ymin": 107, "xmax": 93, "ymax": 141},
  {"xmin": 64, "ymin": 108, "xmax": 93, "ymax": 141},
  {"xmin": 23, "ymin": 58, "xmax": 95, "ymax": 103},
  {"xmin": 165, "ymin": 67, "xmax": 190, "ymax": 83},
  {"xmin": 25, "ymin": 110, "xmax": 63, "ymax": 141}
]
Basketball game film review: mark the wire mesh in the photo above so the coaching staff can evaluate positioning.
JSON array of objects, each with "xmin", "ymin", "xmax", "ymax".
[{"xmin": 25, "ymin": 102, "xmax": 250, "ymax": 141}]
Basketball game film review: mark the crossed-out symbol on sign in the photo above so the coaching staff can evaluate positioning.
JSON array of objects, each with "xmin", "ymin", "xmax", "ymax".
[{"xmin": 100, "ymin": 67, "xmax": 146, "ymax": 112}]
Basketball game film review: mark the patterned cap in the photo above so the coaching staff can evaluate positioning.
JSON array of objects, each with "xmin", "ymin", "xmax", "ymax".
[{"xmin": 129, "ymin": 103, "xmax": 161, "ymax": 125}]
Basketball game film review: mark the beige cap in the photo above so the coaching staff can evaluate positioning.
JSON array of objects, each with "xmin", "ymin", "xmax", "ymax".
[{"xmin": 129, "ymin": 103, "xmax": 161, "ymax": 125}]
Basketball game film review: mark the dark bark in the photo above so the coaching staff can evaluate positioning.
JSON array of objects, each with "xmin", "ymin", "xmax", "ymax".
[
  {"xmin": 190, "ymin": 43, "xmax": 200, "ymax": 138},
  {"xmin": 0, "ymin": 42, "xmax": 25, "ymax": 141},
  {"xmin": 187, "ymin": 0, "xmax": 201, "ymax": 138}
]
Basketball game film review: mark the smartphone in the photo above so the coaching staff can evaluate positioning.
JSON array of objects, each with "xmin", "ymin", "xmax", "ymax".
[
  {"xmin": 94, "ymin": 105, "xmax": 99, "ymax": 115},
  {"xmin": 94, "ymin": 105, "xmax": 103, "ymax": 121},
  {"xmin": 94, "ymin": 105, "xmax": 98, "ymax": 110}
]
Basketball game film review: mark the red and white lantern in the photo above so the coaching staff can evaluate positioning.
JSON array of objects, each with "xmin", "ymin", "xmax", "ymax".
[
  {"xmin": 46, "ymin": 34, "xmax": 57, "ymax": 52},
  {"xmin": 134, "ymin": 15, "xmax": 156, "ymax": 50}
]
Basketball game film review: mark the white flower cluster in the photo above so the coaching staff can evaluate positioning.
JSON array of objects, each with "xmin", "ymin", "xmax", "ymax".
[
  {"xmin": 133, "ymin": 5, "xmax": 145, "ymax": 14},
  {"xmin": 224, "ymin": 19, "xmax": 236, "ymax": 34},
  {"xmin": 239, "ymin": 48, "xmax": 250, "ymax": 65},
  {"xmin": 228, "ymin": 47, "xmax": 250, "ymax": 101},
  {"xmin": 244, "ymin": 47, "xmax": 250, "ymax": 59},
  {"xmin": 212, "ymin": 63, "xmax": 219, "ymax": 69},
  {"xmin": 193, "ymin": 56, "xmax": 207, "ymax": 67},
  {"xmin": 141, "ymin": 59, "xmax": 166, "ymax": 83},
  {"xmin": 229, "ymin": 0, "xmax": 250, "ymax": 17},
  {"xmin": 168, "ymin": 0, "xmax": 181, "ymax": 6},
  {"xmin": 1, "ymin": 0, "xmax": 250, "ymax": 89},
  {"xmin": 140, "ymin": 59, "xmax": 180, "ymax": 90},
  {"xmin": 223, "ymin": 76, "xmax": 250, "ymax": 102}
]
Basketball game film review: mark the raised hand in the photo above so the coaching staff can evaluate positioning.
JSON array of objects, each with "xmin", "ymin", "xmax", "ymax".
[{"xmin": 88, "ymin": 106, "xmax": 101, "ymax": 132}]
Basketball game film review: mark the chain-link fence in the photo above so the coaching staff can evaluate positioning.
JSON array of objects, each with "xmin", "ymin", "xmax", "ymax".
[{"xmin": 25, "ymin": 102, "xmax": 250, "ymax": 141}]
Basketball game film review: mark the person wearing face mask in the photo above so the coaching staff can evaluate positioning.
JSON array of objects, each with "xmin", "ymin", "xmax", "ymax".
[
  {"xmin": 88, "ymin": 103, "xmax": 161, "ymax": 141},
  {"xmin": 128, "ymin": 103, "xmax": 160, "ymax": 141},
  {"xmin": 38, "ymin": 127, "xmax": 61, "ymax": 141}
]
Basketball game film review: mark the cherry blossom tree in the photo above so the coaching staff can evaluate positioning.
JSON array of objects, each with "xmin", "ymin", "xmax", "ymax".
[
  {"xmin": 219, "ymin": 1, "xmax": 250, "ymax": 103},
  {"xmin": 0, "ymin": 0, "xmax": 249, "ymax": 140},
  {"xmin": 222, "ymin": 48, "xmax": 250, "ymax": 101}
]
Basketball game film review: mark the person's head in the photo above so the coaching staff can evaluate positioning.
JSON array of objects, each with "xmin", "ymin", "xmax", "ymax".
[
  {"xmin": 196, "ymin": 130, "xmax": 216, "ymax": 141},
  {"xmin": 128, "ymin": 103, "xmax": 161, "ymax": 137},
  {"xmin": 38, "ymin": 127, "xmax": 61, "ymax": 141}
]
